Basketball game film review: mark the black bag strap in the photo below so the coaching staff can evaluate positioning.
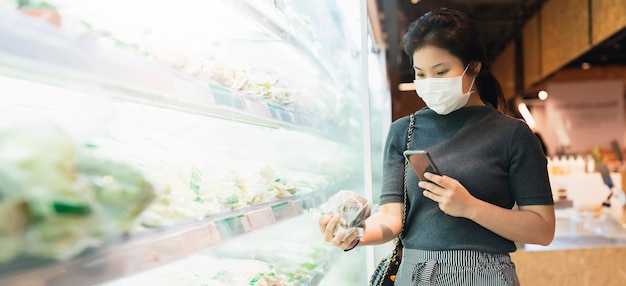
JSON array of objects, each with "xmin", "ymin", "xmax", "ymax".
[{"xmin": 391, "ymin": 112, "xmax": 414, "ymax": 255}]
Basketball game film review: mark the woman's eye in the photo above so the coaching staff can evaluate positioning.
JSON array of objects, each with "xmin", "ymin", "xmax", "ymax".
[
  {"xmin": 415, "ymin": 73, "xmax": 425, "ymax": 79},
  {"xmin": 436, "ymin": 70, "xmax": 449, "ymax": 76}
]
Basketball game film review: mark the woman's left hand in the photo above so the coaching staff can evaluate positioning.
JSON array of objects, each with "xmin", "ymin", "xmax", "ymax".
[
  {"xmin": 418, "ymin": 172, "xmax": 478, "ymax": 218},
  {"xmin": 319, "ymin": 212, "xmax": 360, "ymax": 250}
]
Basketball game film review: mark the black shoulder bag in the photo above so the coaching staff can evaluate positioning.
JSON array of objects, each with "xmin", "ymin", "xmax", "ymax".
[{"xmin": 369, "ymin": 113, "xmax": 414, "ymax": 286}]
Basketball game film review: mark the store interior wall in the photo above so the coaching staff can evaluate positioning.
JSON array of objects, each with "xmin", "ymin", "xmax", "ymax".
[
  {"xmin": 545, "ymin": 80, "xmax": 624, "ymax": 156},
  {"xmin": 527, "ymin": 66, "xmax": 626, "ymax": 157}
]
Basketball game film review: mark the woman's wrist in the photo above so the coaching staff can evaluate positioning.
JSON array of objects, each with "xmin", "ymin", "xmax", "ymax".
[{"xmin": 343, "ymin": 238, "xmax": 360, "ymax": 252}]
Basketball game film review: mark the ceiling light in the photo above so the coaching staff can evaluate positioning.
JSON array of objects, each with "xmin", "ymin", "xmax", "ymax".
[
  {"xmin": 538, "ymin": 90, "xmax": 548, "ymax": 100},
  {"xmin": 398, "ymin": 82, "xmax": 415, "ymax": 91},
  {"xmin": 411, "ymin": 0, "xmax": 420, "ymax": 4},
  {"xmin": 517, "ymin": 103, "xmax": 536, "ymax": 129},
  {"xmin": 581, "ymin": 62, "xmax": 591, "ymax": 70}
]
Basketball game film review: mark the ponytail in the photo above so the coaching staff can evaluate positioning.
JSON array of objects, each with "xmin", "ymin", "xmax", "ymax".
[{"xmin": 475, "ymin": 70, "xmax": 506, "ymax": 112}]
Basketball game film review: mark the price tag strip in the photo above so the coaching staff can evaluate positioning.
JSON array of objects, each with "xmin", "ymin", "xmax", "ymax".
[{"xmin": 245, "ymin": 207, "xmax": 276, "ymax": 230}]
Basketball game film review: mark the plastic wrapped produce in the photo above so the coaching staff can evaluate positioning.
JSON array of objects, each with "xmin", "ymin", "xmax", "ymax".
[
  {"xmin": 75, "ymin": 148, "xmax": 156, "ymax": 232},
  {"xmin": 81, "ymin": 131, "xmax": 223, "ymax": 227},
  {"xmin": 141, "ymin": 163, "xmax": 227, "ymax": 227},
  {"xmin": 0, "ymin": 196, "xmax": 28, "ymax": 262},
  {"xmin": 213, "ymin": 166, "xmax": 298, "ymax": 210},
  {"xmin": 0, "ymin": 122, "xmax": 157, "ymax": 260},
  {"xmin": 321, "ymin": 190, "xmax": 371, "ymax": 239},
  {"xmin": 242, "ymin": 67, "xmax": 296, "ymax": 107},
  {"xmin": 200, "ymin": 52, "xmax": 249, "ymax": 90},
  {"xmin": 0, "ymin": 123, "xmax": 97, "ymax": 260},
  {"xmin": 22, "ymin": 206, "xmax": 104, "ymax": 260},
  {"xmin": 138, "ymin": 166, "xmax": 223, "ymax": 227},
  {"xmin": 139, "ymin": 164, "xmax": 300, "ymax": 227},
  {"xmin": 0, "ymin": 123, "xmax": 77, "ymax": 198}
]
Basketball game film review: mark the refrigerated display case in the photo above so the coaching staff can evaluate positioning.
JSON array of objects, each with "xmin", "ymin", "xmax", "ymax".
[{"xmin": 0, "ymin": 0, "xmax": 390, "ymax": 285}]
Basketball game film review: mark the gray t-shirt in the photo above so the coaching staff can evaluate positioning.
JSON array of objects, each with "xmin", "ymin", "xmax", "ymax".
[{"xmin": 380, "ymin": 105, "xmax": 553, "ymax": 253}]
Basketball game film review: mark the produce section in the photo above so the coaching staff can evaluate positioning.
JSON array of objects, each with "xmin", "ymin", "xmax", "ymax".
[{"xmin": 0, "ymin": 0, "xmax": 388, "ymax": 285}]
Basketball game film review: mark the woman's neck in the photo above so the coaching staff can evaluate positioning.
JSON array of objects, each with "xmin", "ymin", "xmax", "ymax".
[{"xmin": 466, "ymin": 92, "xmax": 485, "ymax": 107}]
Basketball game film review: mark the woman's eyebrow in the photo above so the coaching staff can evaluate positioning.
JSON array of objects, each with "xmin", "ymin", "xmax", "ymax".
[{"xmin": 413, "ymin": 63, "xmax": 445, "ymax": 70}]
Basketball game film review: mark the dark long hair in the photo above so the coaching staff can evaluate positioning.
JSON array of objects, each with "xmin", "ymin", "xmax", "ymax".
[{"xmin": 402, "ymin": 8, "xmax": 506, "ymax": 111}]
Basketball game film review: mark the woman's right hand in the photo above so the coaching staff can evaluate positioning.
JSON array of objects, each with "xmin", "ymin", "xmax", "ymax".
[{"xmin": 319, "ymin": 212, "xmax": 359, "ymax": 250}]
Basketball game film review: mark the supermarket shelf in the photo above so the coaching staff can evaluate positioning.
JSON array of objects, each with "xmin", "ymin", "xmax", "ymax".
[
  {"xmin": 0, "ymin": 10, "xmax": 338, "ymax": 141},
  {"xmin": 239, "ymin": 1, "xmax": 337, "ymax": 84},
  {"xmin": 0, "ymin": 194, "xmax": 320, "ymax": 286}
]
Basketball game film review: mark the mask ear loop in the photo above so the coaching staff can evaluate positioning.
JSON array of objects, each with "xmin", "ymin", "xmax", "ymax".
[
  {"xmin": 466, "ymin": 76, "xmax": 476, "ymax": 95},
  {"xmin": 462, "ymin": 64, "xmax": 476, "ymax": 95}
]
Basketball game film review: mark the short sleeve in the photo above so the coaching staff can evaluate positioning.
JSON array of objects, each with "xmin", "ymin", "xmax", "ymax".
[
  {"xmin": 508, "ymin": 122, "xmax": 554, "ymax": 206},
  {"xmin": 380, "ymin": 117, "xmax": 410, "ymax": 205}
]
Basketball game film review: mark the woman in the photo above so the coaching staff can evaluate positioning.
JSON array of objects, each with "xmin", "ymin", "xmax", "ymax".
[{"xmin": 319, "ymin": 8, "xmax": 555, "ymax": 285}]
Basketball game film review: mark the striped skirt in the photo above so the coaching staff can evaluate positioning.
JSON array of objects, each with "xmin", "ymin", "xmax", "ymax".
[{"xmin": 394, "ymin": 249, "xmax": 520, "ymax": 286}]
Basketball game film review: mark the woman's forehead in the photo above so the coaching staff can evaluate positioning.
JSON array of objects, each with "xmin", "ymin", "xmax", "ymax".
[{"xmin": 412, "ymin": 46, "xmax": 462, "ymax": 69}]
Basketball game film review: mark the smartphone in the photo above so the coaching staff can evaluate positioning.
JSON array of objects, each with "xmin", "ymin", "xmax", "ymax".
[{"xmin": 403, "ymin": 150, "xmax": 441, "ymax": 183}]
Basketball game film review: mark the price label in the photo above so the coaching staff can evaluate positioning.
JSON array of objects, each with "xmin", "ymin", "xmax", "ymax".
[
  {"xmin": 240, "ymin": 214, "xmax": 253, "ymax": 232},
  {"xmin": 271, "ymin": 201, "xmax": 294, "ymax": 221},
  {"xmin": 245, "ymin": 208, "xmax": 275, "ymax": 230},
  {"xmin": 267, "ymin": 103, "xmax": 293, "ymax": 122},
  {"xmin": 205, "ymin": 222, "xmax": 221, "ymax": 245},
  {"xmin": 290, "ymin": 200, "xmax": 304, "ymax": 214},
  {"xmin": 243, "ymin": 97, "xmax": 270, "ymax": 118},
  {"xmin": 215, "ymin": 215, "xmax": 248, "ymax": 239},
  {"xmin": 210, "ymin": 85, "xmax": 244, "ymax": 110}
]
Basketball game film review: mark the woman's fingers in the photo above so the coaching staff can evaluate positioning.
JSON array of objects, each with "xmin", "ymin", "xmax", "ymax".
[
  {"xmin": 323, "ymin": 213, "xmax": 341, "ymax": 242},
  {"xmin": 318, "ymin": 212, "xmax": 334, "ymax": 233},
  {"xmin": 320, "ymin": 212, "xmax": 360, "ymax": 250},
  {"xmin": 339, "ymin": 229, "xmax": 359, "ymax": 248},
  {"xmin": 331, "ymin": 227, "xmax": 360, "ymax": 250}
]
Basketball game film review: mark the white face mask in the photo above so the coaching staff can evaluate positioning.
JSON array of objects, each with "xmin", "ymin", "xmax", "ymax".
[{"xmin": 413, "ymin": 66, "xmax": 476, "ymax": 115}]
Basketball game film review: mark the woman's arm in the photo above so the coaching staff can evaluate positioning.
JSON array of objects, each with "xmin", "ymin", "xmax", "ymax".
[
  {"xmin": 318, "ymin": 202, "xmax": 404, "ymax": 250},
  {"xmin": 469, "ymin": 203, "xmax": 555, "ymax": 245},
  {"xmin": 359, "ymin": 202, "xmax": 404, "ymax": 245},
  {"xmin": 420, "ymin": 172, "xmax": 555, "ymax": 246}
]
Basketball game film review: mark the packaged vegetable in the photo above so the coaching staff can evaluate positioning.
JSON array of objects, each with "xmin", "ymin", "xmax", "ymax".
[
  {"xmin": 0, "ymin": 199, "xmax": 28, "ymax": 262},
  {"xmin": 0, "ymin": 123, "xmax": 157, "ymax": 261},
  {"xmin": 76, "ymin": 149, "xmax": 157, "ymax": 232},
  {"xmin": 321, "ymin": 190, "xmax": 370, "ymax": 239}
]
